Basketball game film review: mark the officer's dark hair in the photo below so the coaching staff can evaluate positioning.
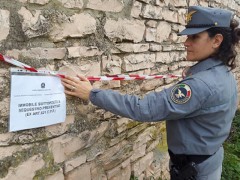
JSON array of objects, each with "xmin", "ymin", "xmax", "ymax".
[{"xmin": 206, "ymin": 19, "xmax": 240, "ymax": 70}]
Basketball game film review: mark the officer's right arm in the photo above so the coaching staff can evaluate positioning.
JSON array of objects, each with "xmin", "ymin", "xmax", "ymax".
[{"xmin": 89, "ymin": 77, "xmax": 212, "ymax": 122}]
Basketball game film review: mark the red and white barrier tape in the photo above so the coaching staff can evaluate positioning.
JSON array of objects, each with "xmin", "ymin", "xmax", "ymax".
[
  {"xmin": 86, "ymin": 74, "xmax": 181, "ymax": 81},
  {"xmin": 0, "ymin": 54, "xmax": 64, "ymax": 78},
  {"xmin": 0, "ymin": 53, "xmax": 181, "ymax": 81}
]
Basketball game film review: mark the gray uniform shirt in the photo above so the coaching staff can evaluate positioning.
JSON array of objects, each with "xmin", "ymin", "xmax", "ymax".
[{"xmin": 90, "ymin": 58, "xmax": 237, "ymax": 155}]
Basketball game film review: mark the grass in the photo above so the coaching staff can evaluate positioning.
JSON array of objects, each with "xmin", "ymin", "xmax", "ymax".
[{"xmin": 222, "ymin": 110, "xmax": 240, "ymax": 180}]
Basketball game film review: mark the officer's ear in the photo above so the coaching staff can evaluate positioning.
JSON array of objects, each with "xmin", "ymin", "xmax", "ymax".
[{"xmin": 212, "ymin": 34, "xmax": 223, "ymax": 49}]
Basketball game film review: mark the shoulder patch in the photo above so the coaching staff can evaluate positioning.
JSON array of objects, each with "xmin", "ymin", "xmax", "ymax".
[{"xmin": 171, "ymin": 83, "xmax": 192, "ymax": 104}]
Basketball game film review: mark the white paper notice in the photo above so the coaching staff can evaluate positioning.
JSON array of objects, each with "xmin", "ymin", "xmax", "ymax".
[{"xmin": 9, "ymin": 68, "xmax": 66, "ymax": 132}]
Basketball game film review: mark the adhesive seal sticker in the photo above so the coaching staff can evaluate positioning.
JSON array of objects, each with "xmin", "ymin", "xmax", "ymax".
[{"xmin": 171, "ymin": 83, "xmax": 192, "ymax": 104}]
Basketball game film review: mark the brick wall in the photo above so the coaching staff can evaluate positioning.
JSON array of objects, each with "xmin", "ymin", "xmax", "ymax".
[{"xmin": 0, "ymin": 0, "xmax": 239, "ymax": 180}]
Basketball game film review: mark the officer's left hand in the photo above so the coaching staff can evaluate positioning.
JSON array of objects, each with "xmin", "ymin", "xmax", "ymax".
[{"xmin": 61, "ymin": 75, "xmax": 93, "ymax": 101}]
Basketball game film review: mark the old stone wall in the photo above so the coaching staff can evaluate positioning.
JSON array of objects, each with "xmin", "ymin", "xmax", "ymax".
[{"xmin": 0, "ymin": 0, "xmax": 239, "ymax": 180}]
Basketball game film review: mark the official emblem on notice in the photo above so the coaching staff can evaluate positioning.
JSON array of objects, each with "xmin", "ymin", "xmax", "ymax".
[{"xmin": 171, "ymin": 83, "xmax": 192, "ymax": 104}]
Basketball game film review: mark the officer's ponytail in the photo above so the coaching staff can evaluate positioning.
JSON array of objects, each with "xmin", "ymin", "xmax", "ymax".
[
  {"xmin": 206, "ymin": 18, "xmax": 240, "ymax": 70},
  {"xmin": 230, "ymin": 19, "xmax": 240, "ymax": 45}
]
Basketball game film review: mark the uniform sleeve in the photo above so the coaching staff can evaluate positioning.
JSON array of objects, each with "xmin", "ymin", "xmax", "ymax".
[{"xmin": 89, "ymin": 77, "xmax": 213, "ymax": 122}]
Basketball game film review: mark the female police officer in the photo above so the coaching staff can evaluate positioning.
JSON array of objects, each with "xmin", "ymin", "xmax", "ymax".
[{"xmin": 61, "ymin": 6, "xmax": 240, "ymax": 180}]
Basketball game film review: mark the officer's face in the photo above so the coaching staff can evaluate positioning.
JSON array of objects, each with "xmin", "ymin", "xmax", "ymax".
[{"xmin": 184, "ymin": 31, "xmax": 220, "ymax": 61}]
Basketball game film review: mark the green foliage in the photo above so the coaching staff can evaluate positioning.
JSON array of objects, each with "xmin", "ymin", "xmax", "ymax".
[
  {"xmin": 130, "ymin": 174, "xmax": 138, "ymax": 180},
  {"xmin": 222, "ymin": 111, "xmax": 240, "ymax": 180}
]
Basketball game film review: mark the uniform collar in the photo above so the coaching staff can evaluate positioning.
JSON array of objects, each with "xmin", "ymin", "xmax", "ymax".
[{"xmin": 187, "ymin": 58, "xmax": 224, "ymax": 76}]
